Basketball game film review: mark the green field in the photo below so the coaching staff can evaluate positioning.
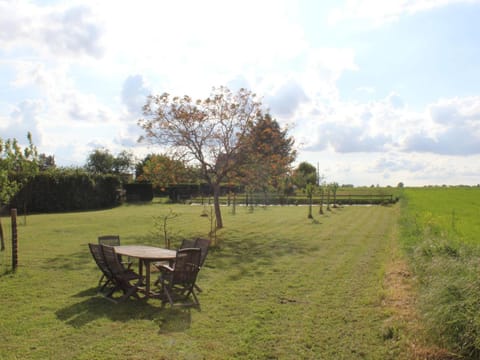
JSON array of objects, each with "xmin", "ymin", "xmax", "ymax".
[
  {"xmin": 0, "ymin": 202, "xmax": 408, "ymax": 359},
  {"xmin": 401, "ymin": 187, "xmax": 480, "ymax": 358},
  {"xmin": 402, "ymin": 186, "xmax": 480, "ymax": 245}
]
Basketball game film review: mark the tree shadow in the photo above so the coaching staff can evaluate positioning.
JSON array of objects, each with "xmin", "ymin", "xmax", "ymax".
[
  {"xmin": 211, "ymin": 235, "xmax": 319, "ymax": 280},
  {"xmin": 40, "ymin": 248, "xmax": 92, "ymax": 271}
]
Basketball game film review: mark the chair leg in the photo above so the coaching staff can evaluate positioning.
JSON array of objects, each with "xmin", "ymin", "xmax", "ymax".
[
  {"xmin": 98, "ymin": 274, "xmax": 105, "ymax": 288},
  {"xmin": 164, "ymin": 287, "xmax": 174, "ymax": 306},
  {"xmin": 99, "ymin": 278, "xmax": 113, "ymax": 292},
  {"xmin": 118, "ymin": 284, "xmax": 139, "ymax": 303},
  {"xmin": 191, "ymin": 289, "xmax": 200, "ymax": 306},
  {"xmin": 104, "ymin": 284, "xmax": 118, "ymax": 299}
]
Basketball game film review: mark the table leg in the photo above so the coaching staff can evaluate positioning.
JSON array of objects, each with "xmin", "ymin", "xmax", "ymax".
[
  {"xmin": 138, "ymin": 259, "xmax": 143, "ymax": 278},
  {"xmin": 145, "ymin": 259, "xmax": 151, "ymax": 299}
]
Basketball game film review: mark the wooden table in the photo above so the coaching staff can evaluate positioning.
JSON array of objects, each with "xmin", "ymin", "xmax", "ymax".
[{"xmin": 114, "ymin": 245, "xmax": 176, "ymax": 299}]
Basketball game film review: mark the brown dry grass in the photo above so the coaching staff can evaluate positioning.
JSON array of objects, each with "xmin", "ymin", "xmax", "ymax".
[{"xmin": 382, "ymin": 222, "xmax": 460, "ymax": 360}]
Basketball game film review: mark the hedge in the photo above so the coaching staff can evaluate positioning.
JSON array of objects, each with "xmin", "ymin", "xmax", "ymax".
[{"xmin": 10, "ymin": 170, "xmax": 122, "ymax": 213}]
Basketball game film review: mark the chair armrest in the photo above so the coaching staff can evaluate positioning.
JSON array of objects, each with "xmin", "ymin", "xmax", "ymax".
[{"xmin": 156, "ymin": 264, "xmax": 174, "ymax": 273}]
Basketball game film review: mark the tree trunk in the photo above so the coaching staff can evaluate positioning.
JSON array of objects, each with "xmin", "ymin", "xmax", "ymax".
[
  {"xmin": 327, "ymin": 190, "xmax": 331, "ymax": 211},
  {"xmin": 308, "ymin": 193, "xmax": 313, "ymax": 219},
  {"xmin": 212, "ymin": 183, "xmax": 223, "ymax": 229},
  {"xmin": 0, "ymin": 217, "xmax": 4, "ymax": 251},
  {"xmin": 319, "ymin": 189, "xmax": 324, "ymax": 215}
]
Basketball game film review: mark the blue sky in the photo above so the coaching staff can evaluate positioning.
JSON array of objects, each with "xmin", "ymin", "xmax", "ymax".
[{"xmin": 1, "ymin": 0, "xmax": 480, "ymax": 186}]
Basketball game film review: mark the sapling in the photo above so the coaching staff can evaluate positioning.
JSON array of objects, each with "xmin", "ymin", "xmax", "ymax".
[{"xmin": 153, "ymin": 209, "xmax": 179, "ymax": 249}]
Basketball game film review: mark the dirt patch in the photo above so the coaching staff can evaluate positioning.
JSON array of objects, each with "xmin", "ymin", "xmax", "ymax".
[{"xmin": 382, "ymin": 237, "xmax": 458, "ymax": 359}]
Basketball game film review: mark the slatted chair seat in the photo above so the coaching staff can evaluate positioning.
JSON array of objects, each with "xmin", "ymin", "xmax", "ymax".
[
  {"xmin": 98, "ymin": 234, "xmax": 133, "ymax": 268},
  {"xmin": 191, "ymin": 238, "xmax": 211, "ymax": 293},
  {"xmin": 157, "ymin": 248, "xmax": 201, "ymax": 307},
  {"xmin": 89, "ymin": 243, "xmax": 115, "ymax": 294},
  {"xmin": 101, "ymin": 245, "xmax": 143, "ymax": 303},
  {"xmin": 154, "ymin": 238, "xmax": 197, "ymax": 272}
]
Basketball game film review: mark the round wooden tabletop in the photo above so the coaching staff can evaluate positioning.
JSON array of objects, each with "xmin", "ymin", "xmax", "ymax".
[{"xmin": 114, "ymin": 245, "xmax": 176, "ymax": 260}]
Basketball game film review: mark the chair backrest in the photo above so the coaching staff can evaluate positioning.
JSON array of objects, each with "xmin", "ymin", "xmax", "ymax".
[
  {"xmin": 89, "ymin": 243, "xmax": 112, "ymax": 279},
  {"xmin": 172, "ymin": 248, "xmax": 201, "ymax": 285},
  {"xmin": 98, "ymin": 235, "xmax": 120, "ymax": 247},
  {"xmin": 179, "ymin": 239, "xmax": 196, "ymax": 249},
  {"xmin": 194, "ymin": 238, "xmax": 211, "ymax": 267},
  {"xmin": 101, "ymin": 245, "xmax": 125, "ymax": 276}
]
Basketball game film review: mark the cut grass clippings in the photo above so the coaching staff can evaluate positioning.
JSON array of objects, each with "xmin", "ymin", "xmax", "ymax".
[{"xmin": 0, "ymin": 202, "xmax": 409, "ymax": 359}]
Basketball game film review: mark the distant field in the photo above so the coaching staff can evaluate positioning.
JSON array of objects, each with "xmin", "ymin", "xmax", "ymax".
[
  {"xmin": 402, "ymin": 186, "xmax": 480, "ymax": 245},
  {"xmin": 400, "ymin": 186, "xmax": 480, "ymax": 357}
]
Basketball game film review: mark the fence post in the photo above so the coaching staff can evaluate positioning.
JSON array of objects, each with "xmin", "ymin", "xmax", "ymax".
[{"xmin": 11, "ymin": 208, "xmax": 18, "ymax": 272}]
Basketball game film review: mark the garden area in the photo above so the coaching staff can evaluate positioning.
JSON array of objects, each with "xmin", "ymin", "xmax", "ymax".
[
  {"xmin": 1, "ymin": 199, "xmax": 409, "ymax": 359},
  {"xmin": 2, "ymin": 186, "xmax": 480, "ymax": 359}
]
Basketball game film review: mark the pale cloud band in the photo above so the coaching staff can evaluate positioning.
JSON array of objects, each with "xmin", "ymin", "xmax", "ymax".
[{"xmin": 1, "ymin": 0, "xmax": 479, "ymax": 186}]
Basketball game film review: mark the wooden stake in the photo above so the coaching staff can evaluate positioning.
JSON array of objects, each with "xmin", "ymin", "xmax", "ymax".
[{"xmin": 11, "ymin": 208, "xmax": 18, "ymax": 271}]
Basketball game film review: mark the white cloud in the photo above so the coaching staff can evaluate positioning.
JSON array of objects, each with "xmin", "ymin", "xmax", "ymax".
[
  {"xmin": 328, "ymin": 0, "xmax": 479, "ymax": 26},
  {"xmin": 1, "ymin": 0, "xmax": 479, "ymax": 186},
  {"xmin": 302, "ymin": 48, "xmax": 358, "ymax": 100},
  {"xmin": 121, "ymin": 75, "xmax": 151, "ymax": 116},
  {"xmin": 404, "ymin": 96, "xmax": 480, "ymax": 155},
  {"xmin": 1, "ymin": 99, "xmax": 43, "ymax": 145},
  {"xmin": 266, "ymin": 79, "xmax": 309, "ymax": 118},
  {"xmin": 0, "ymin": 1, "xmax": 104, "ymax": 58}
]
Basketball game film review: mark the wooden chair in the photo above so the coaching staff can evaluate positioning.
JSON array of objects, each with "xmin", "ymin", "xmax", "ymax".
[
  {"xmin": 98, "ymin": 234, "xmax": 132, "ymax": 268},
  {"xmin": 180, "ymin": 239, "xmax": 196, "ymax": 249},
  {"xmin": 157, "ymin": 248, "xmax": 201, "ymax": 307},
  {"xmin": 194, "ymin": 238, "xmax": 210, "ymax": 268},
  {"xmin": 101, "ymin": 245, "xmax": 143, "ymax": 303},
  {"xmin": 154, "ymin": 238, "xmax": 196, "ymax": 272},
  {"xmin": 192, "ymin": 238, "xmax": 211, "ymax": 293},
  {"xmin": 98, "ymin": 235, "xmax": 121, "ymax": 246},
  {"xmin": 88, "ymin": 243, "xmax": 115, "ymax": 294},
  {"xmin": 97, "ymin": 235, "xmax": 120, "ymax": 286}
]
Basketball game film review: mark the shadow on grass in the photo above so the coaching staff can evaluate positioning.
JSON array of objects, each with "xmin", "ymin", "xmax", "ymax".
[
  {"xmin": 41, "ymin": 248, "xmax": 92, "ymax": 271},
  {"xmin": 211, "ymin": 236, "xmax": 319, "ymax": 279},
  {"xmin": 56, "ymin": 287, "xmax": 193, "ymax": 333}
]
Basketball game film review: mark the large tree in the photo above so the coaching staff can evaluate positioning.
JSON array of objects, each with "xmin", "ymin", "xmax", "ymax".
[
  {"xmin": 238, "ymin": 113, "xmax": 296, "ymax": 195},
  {"xmin": 137, "ymin": 153, "xmax": 191, "ymax": 188},
  {"xmin": 138, "ymin": 86, "xmax": 263, "ymax": 229},
  {"xmin": 85, "ymin": 148, "xmax": 115, "ymax": 174},
  {"xmin": 85, "ymin": 148, "xmax": 135, "ymax": 175}
]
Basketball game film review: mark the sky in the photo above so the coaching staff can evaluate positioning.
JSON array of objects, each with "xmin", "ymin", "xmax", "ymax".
[{"xmin": 1, "ymin": 0, "xmax": 480, "ymax": 186}]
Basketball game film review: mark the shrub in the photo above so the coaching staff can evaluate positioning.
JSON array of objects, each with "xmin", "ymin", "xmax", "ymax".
[
  {"xmin": 124, "ymin": 183, "xmax": 153, "ymax": 202},
  {"xmin": 10, "ymin": 169, "xmax": 122, "ymax": 213}
]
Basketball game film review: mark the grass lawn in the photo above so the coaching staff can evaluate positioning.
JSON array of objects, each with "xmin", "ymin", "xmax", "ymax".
[{"xmin": 0, "ymin": 202, "xmax": 409, "ymax": 359}]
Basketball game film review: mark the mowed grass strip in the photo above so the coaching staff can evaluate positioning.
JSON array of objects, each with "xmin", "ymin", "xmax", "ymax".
[{"xmin": 0, "ymin": 203, "xmax": 405, "ymax": 359}]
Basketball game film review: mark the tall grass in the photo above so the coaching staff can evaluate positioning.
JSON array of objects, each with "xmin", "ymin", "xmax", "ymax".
[{"xmin": 400, "ymin": 187, "xmax": 480, "ymax": 358}]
